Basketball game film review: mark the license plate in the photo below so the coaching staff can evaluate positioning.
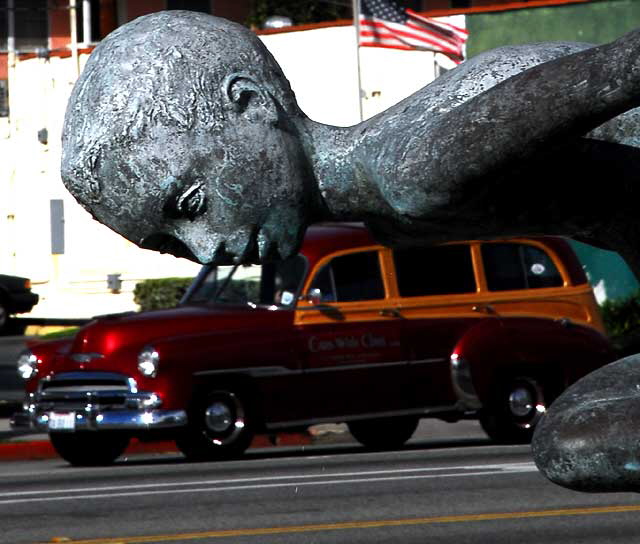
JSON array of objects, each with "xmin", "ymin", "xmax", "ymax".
[{"xmin": 49, "ymin": 412, "xmax": 76, "ymax": 431}]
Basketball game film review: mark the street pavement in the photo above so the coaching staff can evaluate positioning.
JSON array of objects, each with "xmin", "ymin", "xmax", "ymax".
[{"xmin": 4, "ymin": 436, "xmax": 639, "ymax": 544}]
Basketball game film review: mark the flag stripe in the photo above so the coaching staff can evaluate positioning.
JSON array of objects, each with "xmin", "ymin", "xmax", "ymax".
[
  {"xmin": 405, "ymin": 21, "xmax": 465, "ymax": 50},
  {"xmin": 407, "ymin": 9, "xmax": 468, "ymax": 38},
  {"xmin": 361, "ymin": 19, "xmax": 462, "ymax": 56}
]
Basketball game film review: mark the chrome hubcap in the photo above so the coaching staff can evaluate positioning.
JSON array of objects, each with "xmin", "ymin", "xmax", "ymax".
[
  {"xmin": 202, "ymin": 392, "xmax": 246, "ymax": 446},
  {"xmin": 508, "ymin": 386, "xmax": 534, "ymax": 418},
  {"xmin": 205, "ymin": 401, "xmax": 233, "ymax": 433}
]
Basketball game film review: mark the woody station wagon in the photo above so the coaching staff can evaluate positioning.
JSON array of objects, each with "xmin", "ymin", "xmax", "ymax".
[{"xmin": 11, "ymin": 223, "xmax": 612, "ymax": 465}]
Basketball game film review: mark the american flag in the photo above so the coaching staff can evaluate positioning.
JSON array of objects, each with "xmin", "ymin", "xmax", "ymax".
[{"xmin": 359, "ymin": 0, "xmax": 468, "ymax": 62}]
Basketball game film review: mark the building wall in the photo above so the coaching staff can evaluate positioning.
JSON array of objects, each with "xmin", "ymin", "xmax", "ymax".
[{"xmin": 467, "ymin": 0, "xmax": 640, "ymax": 55}]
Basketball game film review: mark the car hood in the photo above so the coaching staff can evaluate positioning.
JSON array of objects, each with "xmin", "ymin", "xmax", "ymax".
[{"xmin": 69, "ymin": 304, "xmax": 293, "ymax": 358}]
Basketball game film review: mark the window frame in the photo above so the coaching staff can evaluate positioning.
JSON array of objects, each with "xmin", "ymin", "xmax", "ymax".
[
  {"xmin": 477, "ymin": 239, "xmax": 569, "ymax": 293},
  {"xmin": 300, "ymin": 246, "xmax": 392, "ymax": 306}
]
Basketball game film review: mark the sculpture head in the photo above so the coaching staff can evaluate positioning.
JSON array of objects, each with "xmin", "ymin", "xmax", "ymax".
[{"xmin": 62, "ymin": 10, "xmax": 314, "ymax": 264}]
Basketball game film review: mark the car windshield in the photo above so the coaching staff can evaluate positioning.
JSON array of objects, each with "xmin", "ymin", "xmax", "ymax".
[{"xmin": 182, "ymin": 255, "xmax": 307, "ymax": 307}]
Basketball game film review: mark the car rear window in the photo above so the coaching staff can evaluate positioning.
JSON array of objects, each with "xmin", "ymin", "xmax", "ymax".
[
  {"xmin": 393, "ymin": 245, "xmax": 476, "ymax": 297},
  {"xmin": 481, "ymin": 243, "xmax": 563, "ymax": 291},
  {"xmin": 310, "ymin": 250, "xmax": 385, "ymax": 302}
]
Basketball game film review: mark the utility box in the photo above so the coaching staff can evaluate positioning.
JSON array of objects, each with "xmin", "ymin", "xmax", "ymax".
[{"xmin": 107, "ymin": 273, "xmax": 122, "ymax": 293}]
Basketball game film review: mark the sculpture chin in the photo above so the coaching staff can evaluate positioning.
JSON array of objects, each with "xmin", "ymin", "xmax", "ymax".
[{"xmin": 140, "ymin": 233, "xmax": 200, "ymax": 263}]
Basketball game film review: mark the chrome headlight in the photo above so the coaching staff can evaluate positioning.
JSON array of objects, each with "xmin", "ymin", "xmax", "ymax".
[
  {"xmin": 137, "ymin": 346, "xmax": 159, "ymax": 377},
  {"xmin": 17, "ymin": 351, "xmax": 39, "ymax": 380}
]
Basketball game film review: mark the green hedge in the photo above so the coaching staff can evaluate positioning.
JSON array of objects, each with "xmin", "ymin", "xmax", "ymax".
[
  {"xmin": 134, "ymin": 277, "xmax": 193, "ymax": 312},
  {"xmin": 600, "ymin": 290, "xmax": 640, "ymax": 340}
]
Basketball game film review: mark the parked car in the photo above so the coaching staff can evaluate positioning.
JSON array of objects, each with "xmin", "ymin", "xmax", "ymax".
[
  {"xmin": 11, "ymin": 223, "xmax": 613, "ymax": 465},
  {"xmin": 0, "ymin": 274, "xmax": 39, "ymax": 333}
]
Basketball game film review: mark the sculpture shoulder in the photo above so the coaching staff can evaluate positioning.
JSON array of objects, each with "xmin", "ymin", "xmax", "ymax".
[{"xmin": 387, "ymin": 42, "xmax": 595, "ymax": 118}]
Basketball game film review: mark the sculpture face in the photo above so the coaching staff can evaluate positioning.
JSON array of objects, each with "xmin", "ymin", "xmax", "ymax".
[{"xmin": 80, "ymin": 108, "xmax": 310, "ymax": 265}]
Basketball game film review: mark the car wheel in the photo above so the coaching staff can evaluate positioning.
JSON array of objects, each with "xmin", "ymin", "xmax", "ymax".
[
  {"xmin": 347, "ymin": 416, "xmax": 419, "ymax": 450},
  {"xmin": 176, "ymin": 389, "xmax": 255, "ymax": 461},
  {"xmin": 479, "ymin": 376, "xmax": 549, "ymax": 444},
  {"xmin": 49, "ymin": 431, "xmax": 130, "ymax": 466}
]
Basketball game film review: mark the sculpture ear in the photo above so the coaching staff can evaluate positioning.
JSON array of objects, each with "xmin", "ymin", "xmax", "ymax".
[{"xmin": 223, "ymin": 73, "xmax": 278, "ymax": 125}]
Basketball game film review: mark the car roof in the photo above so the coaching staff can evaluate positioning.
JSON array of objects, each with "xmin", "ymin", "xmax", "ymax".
[
  {"xmin": 300, "ymin": 223, "xmax": 376, "ymax": 262},
  {"xmin": 300, "ymin": 223, "xmax": 587, "ymax": 286}
]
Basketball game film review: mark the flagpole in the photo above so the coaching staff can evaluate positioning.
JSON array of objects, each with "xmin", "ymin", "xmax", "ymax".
[{"xmin": 352, "ymin": 0, "xmax": 364, "ymax": 122}]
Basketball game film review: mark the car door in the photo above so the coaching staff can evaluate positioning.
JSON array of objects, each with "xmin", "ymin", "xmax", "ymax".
[
  {"xmin": 390, "ymin": 243, "xmax": 496, "ymax": 409},
  {"xmin": 294, "ymin": 247, "xmax": 410, "ymax": 422}
]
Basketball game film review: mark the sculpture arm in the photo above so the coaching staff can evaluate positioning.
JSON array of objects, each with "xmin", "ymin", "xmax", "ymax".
[{"xmin": 370, "ymin": 28, "xmax": 640, "ymax": 219}]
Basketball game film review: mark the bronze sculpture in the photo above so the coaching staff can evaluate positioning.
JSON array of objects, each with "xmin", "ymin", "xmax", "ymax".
[{"xmin": 61, "ymin": 10, "xmax": 640, "ymax": 491}]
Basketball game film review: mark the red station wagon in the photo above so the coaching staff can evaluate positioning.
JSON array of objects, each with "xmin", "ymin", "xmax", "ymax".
[{"xmin": 11, "ymin": 223, "xmax": 613, "ymax": 465}]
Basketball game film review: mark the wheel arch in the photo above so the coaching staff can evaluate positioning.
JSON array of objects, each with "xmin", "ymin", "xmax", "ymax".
[
  {"xmin": 190, "ymin": 371, "xmax": 266, "ymax": 431},
  {"xmin": 453, "ymin": 319, "xmax": 574, "ymax": 404}
]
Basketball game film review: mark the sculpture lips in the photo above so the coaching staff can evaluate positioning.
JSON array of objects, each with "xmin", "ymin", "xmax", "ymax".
[{"xmin": 532, "ymin": 354, "xmax": 640, "ymax": 492}]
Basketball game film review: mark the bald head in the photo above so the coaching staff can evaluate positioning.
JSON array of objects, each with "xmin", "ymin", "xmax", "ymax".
[{"xmin": 61, "ymin": 11, "xmax": 312, "ymax": 264}]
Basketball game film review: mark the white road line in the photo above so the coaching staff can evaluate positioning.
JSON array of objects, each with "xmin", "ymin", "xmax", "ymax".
[
  {"xmin": 0, "ymin": 462, "xmax": 537, "ymax": 498},
  {"xmin": 0, "ymin": 466, "xmax": 538, "ymax": 506},
  {"xmin": 0, "ymin": 469, "xmax": 531, "ymax": 505}
]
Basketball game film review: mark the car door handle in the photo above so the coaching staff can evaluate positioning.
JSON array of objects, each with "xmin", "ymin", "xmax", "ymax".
[
  {"xmin": 472, "ymin": 304, "xmax": 495, "ymax": 314},
  {"xmin": 379, "ymin": 308, "xmax": 402, "ymax": 318}
]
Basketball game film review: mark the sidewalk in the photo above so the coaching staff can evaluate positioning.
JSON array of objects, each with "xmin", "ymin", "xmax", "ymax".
[
  {"xmin": 0, "ymin": 418, "xmax": 487, "ymax": 462},
  {"xmin": 0, "ymin": 418, "xmax": 348, "ymax": 461}
]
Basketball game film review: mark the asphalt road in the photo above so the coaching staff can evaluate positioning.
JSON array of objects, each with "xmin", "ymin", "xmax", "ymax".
[{"xmin": 2, "ymin": 424, "xmax": 640, "ymax": 544}]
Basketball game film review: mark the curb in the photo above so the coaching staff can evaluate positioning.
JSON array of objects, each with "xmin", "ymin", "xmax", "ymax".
[{"xmin": 0, "ymin": 432, "xmax": 315, "ymax": 462}]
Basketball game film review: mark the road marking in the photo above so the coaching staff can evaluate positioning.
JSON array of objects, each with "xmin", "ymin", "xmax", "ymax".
[
  {"xmin": 0, "ymin": 461, "xmax": 536, "ymax": 498},
  {"xmin": 1, "ymin": 467, "xmax": 537, "ymax": 505},
  {"xmin": 38, "ymin": 504, "xmax": 640, "ymax": 543}
]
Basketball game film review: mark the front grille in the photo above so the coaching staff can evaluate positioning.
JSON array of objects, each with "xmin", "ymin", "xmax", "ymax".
[
  {"xmin": 40, "ymin": 372, "xmax": 130, "ymax": 392},
  {"xmin": 37, "ymin": 372, "xmax": 133, "ymax": 411}
]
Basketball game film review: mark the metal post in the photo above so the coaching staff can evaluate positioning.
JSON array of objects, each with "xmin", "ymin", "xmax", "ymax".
[
  {"xmin": 7, "ymin": 0, "xmax": 15, "ymax": 66},
  {"xmin": 82, "ymin": 0, "xmax": 92, "ymax": 44},
  {"xmin": 69, "ymin": 0, "xmax": 80, "ymax": 76},
  {"xmin": 352, "ymin": 0, "xmax": 364, "ymax": 122}
]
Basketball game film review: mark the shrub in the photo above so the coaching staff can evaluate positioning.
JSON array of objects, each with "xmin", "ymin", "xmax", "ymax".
[
  {"xmin": 134, "ymin": 277, "xmax": 193, "ymax": 312},
  {"xmin": 600, "ymin": 290, "xmax": 640, "ymax": 340}
]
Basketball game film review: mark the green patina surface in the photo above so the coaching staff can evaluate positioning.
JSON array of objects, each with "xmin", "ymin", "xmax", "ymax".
[{"xmin": 466, "ymin": 0, "xmax": 640, "ymax": 300}]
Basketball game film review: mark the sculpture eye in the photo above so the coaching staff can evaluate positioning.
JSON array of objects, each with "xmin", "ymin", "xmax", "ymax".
[{"xmin": 163, "ymin": 182, "xmax": 207, "ymax": 220}]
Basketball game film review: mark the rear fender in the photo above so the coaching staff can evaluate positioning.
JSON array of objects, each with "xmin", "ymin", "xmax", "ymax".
[{"xmin": 453, "ymin": 317, "xmax": 613, "ymax": 404}]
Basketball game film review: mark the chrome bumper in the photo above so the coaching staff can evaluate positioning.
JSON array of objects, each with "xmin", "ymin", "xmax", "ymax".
[
  {"xmin": 11, "ymin": 372, "xmax": 188, "ymax": 433},
  {"xmin": 11, "ymin": 408, "xmax": 187, "ymax": 432}
]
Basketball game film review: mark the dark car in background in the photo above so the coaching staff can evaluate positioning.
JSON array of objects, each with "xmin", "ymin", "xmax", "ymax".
[{"xmin": 0, "ymin": 274, "xmax": 39, "ymax": 334}]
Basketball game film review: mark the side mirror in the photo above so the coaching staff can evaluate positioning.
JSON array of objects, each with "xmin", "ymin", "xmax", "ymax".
[{"xmin": 305, "ymin": 288, "xmax": 322, "ymax": 305}]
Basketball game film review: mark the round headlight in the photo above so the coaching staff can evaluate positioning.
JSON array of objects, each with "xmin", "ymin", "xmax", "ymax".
[
  {"xmin": 17, "ymin": 351, "xmax": 39, "ymax": 380},
  {"xmin": 137, "ymin": 346, "xmax": 159, "ymax": 377}
]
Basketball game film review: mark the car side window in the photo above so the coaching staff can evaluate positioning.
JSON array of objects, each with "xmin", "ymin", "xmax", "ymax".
[
  {"xmin": 482, "ymin": 243, "xmax": 563, "ymax": 291},
  {"xmin": 309, "ymin": 250, "xmax": 385, "ymax": 302},
  {"xmin": 393, "ymin": 245, "xmax": 476, "ymax": 297}
]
